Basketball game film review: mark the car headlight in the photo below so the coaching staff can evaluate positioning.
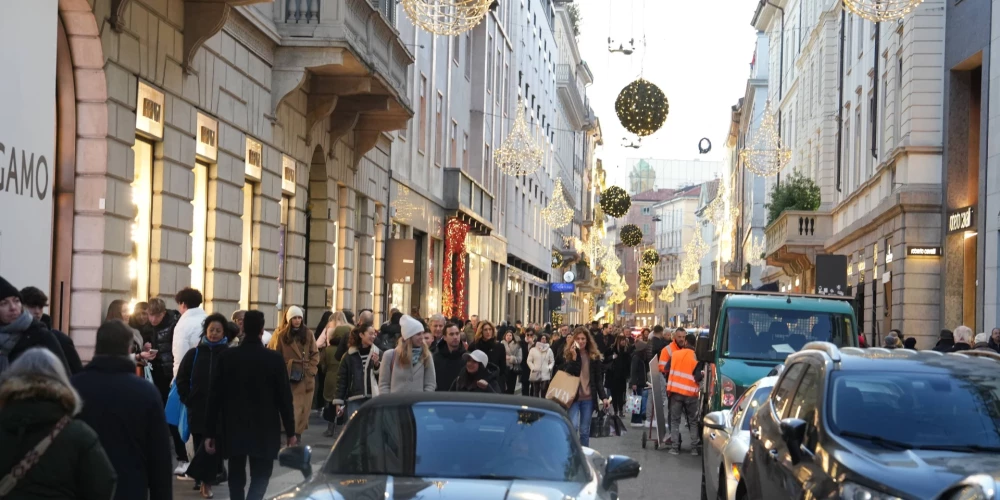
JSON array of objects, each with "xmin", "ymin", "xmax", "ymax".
[
  {"xmin": 840, "ymin": 482, "xmax": 904, "ymax": 500},
  {"xmin": 731, "ymin": 463, "xmax": 741, "ymax": 482}
]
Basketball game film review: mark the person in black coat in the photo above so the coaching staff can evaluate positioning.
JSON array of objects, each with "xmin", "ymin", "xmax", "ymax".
[
  {"xmin": 175, "ymin": 312, "xmax": 229, "ymax": 497},
  {"xmin": 0, "ymin": 276, "xmax": 69, "ymax": 375},
  {"xmin": 432, "ymin": 323, "xmax": 466, "ymax": 392},
  {"xmin": 933, "ymin": 329, "xmax": 955, "ymax": 353},
  {"xmin": 608, "ymin": 334, "xmax": 633, "ymax": 416},
  {"xmin": 72, "ymin": 320, "xmax": 173, "ymax": 500},
  {"xmin": 375, "ymin": 311, "xmax": 403, "ymax": 352},
  {"xmin": 518, "ymin": 329, "xmax": 535, "ymax": 396},
  {"xmin": 205, "ymin": 311, "xmax": 296, "ymax": 500},
  {"xmin": 449, "ymin": 350, "xmax": 501, "ymax": 393},
  {"xmin": 19, "ymin": 286, "xmax": 83, "ymax": 375},
  {"xmin": 147, "ymin": 298, "xmax": 181, "ymax": 400},
  {"xmin": 470, "ymin": 321, "xmax": 507, "ymax": 392}
]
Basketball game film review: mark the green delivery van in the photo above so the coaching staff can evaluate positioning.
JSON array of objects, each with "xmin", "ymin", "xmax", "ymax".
[{"xmin": 694, "ymin": 288, "xmax": 859, "ymax": 415}]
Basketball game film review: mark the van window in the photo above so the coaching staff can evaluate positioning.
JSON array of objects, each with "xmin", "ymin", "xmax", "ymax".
[{"xmin": 722, "ymin": 308, "xmax": 855, "ymax": 361}]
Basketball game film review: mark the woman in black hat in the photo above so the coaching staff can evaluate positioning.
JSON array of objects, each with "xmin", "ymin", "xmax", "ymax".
[
  {"xmin": 449, "ymin": 350, "xmax": 500, "ymax": 393},
  {"xmin": 0, "ymin": 276, "xmax": 69, "ymax": 375}
]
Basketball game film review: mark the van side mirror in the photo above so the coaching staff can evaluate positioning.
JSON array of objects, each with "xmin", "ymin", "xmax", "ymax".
[{"xmin": 696, "ymin": 333, "xmax": 715, "ymax": 363}]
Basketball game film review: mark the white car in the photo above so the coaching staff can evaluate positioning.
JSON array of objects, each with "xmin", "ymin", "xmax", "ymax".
[{"xmin": 700, "ymin": 375, "xmax": 778, "ymax": 500}]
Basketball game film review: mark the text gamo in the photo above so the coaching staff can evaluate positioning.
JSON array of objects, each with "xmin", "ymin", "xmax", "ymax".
[{"xmin": 0, "ymin": 143, "xmax": 49, "ymax": 201}]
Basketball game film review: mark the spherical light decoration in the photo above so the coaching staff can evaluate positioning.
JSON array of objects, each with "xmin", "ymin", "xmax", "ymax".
[
  {"xmin": 551, "ymin": 250, "xmax": 564, "ymax": 269},
  {"xmin": 615, "ymin": 78, "xmax": 669, "ymax": 137},
  {"xmin": 401, "ymin": 0, "xmax": 493, "ymax": 36},
  {"xmin": 541, "ymin": 178, "xmax": 574, "ymax": 229},
  {"xmin": 642, "ymin": 249, "xmax": 660, "ymax": 267},
  {"xmin": 620, "ymin": 224, "xmax": 643, "ymax": 247},
  {"xmin": 600, "ymin": 186, "xmax": 631, "ymax": 218},
  {"xmin": 740, "ymin": 101, "xmax": 790, "ymax": 177},
  {"xmin": 495, "ymin": 98, "xmax": 545, "ymax": 177},
  {"xmin": 843, "ymin": 0, "xmax": 923, "ymax": 22}
]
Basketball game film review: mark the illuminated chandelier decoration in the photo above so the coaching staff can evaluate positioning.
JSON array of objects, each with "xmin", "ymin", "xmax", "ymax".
[
  {"xmin": 676, "ymin": 228, "xmax": 707, "ymax": 286},
  {"xmin": 401, "ymin": 0, "xmax": 493, "ymax": 36},
  {"xmin": 442, "ymin": 218, "xmax": 470, "ymax": 318},
  {"xmin": 620, "ymin": 224, "xmax": 643, "ymax": 247},
  {"xmin": 747, "ymin": 236, "xmax": 766, "ymax": 267},
  {"xmin": 593, "ymin": 217, "xmax": 607, "ymax": 240},
  {"xmin": 495, "ymin": 98, "xmax": 545, "ymax": 177},
  {"xmin": 541, "ymin": 178, "xmax": 574, "ymax": 228},
  {"xmin": 740, "ymin": 101, "xmax": 791, "ymax": 177},
  {"xmin": 658, "ymin": 283, "xmax": 676, "ymax": 301},
  {"xmin": 615, "ymin": 78, "xmax": 669, "ymax": 137},
  {"xmin": 642, "ymin": 248, "xmax": 660, "ymax": 267},
  {"xmin": 586, "ymin": 238, "xmax": 608, "ymax": 269},
  {"xmin": 842, "ymin": 0, "xmax": 924, "ymax": 22},
  {"xmin": 600, "ymin": 186, "xmax": 631, "ymax": 218},
  {"xmin": 391, "ymin": 185, "xmax": 423, "ymax": 223}
]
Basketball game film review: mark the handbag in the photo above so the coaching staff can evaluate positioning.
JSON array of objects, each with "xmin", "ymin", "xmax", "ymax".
[
  {"xmin": 322, "ymin": 402, "xmax": 337, "ymax": 423},
  {"xmin": 590, "ymin": 409, "xmax": 611, "ymax": 439},
  {"xmin": 289, "ymin": 360, "xmax": 304, "ymax": 383},
  {"xmin": 186, "ymin": 442, "xmax": 227, "ymax": 485},
  {"xmin": 545, "ymin": 370, "xmax": 580, "ymax": 409},
  {"xmin": 0, "ymin": 415, "xmax": 72, "ymax": 495},
  {"xmin": 625, "ymin": 391, "xmax": 642, "ymax": 415}
]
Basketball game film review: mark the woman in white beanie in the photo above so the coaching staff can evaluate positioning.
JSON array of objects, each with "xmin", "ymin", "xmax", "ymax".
[
  {"xmin": 378, "ymin": 315, "xmax": 436, "ymax": 394},
  {"xmin": 268, "ymin": 305, "xmax": 319, "ymax": 437}
]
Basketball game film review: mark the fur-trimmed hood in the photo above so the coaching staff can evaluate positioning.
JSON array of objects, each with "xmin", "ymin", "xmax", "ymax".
[{"xmin": 0, "ymin": 374, "xmax": 82, "ymax": 416}]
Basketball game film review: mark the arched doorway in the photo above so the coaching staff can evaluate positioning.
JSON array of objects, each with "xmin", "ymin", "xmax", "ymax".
[{"xmin": 304, "ymin": 145, "xmax": 338, "ymax": 321}]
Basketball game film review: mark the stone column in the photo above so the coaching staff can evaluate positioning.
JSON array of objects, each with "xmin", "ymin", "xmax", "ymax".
[
  {"xmin": 337, "ymin": 186, "xmax": 357, "ymax": 313},
  {"xmin": 204, "ymin": 123, "xmax": 246, "ymax": 316}
]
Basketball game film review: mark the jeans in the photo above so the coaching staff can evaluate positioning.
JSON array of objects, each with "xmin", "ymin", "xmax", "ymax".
[
  {"xmin": 568, "ymin": 398, "xmax": 595, "ymax": 447},
  {"xmin": 345, "ymin": 398, "xmax": 366, "ymax": 421},
  {"xmin": 227, "ymin": 455, "xmax": 274, "ymax": 500},
  {"xmin": 668, "ymin": 393, "xmax": 701, "ymax": 450}
]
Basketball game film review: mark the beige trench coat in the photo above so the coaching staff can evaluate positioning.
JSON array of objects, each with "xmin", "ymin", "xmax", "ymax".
[{"xmin": 268, "ymin": 328, "xmax": 319, "ymax": 435}]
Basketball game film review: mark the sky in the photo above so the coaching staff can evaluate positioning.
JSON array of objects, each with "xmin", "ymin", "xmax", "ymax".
[{"xmin": 573, "ymin": 0, "xmax": 761, "ymax": 188}]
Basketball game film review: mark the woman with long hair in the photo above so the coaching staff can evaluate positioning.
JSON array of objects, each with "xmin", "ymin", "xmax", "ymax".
[
  {"xmin": 176, "ymin": 313, "xmax": 230, "ymax": 498},
  {"xmin": 319, "ymin": 311, "xmax": 351, "ymax": 436},
  {"xmin": 471, "ymin": 320, "xmax": 507, "ymax": 392},
  {"xmin": 268, "ymin": 306, "xmax": 319, "ymax": 438},
  {"xmin": 609, "ymin": 333, "xmax": 633, "ymax": 417},
  {"xmin": 557, "ymin": 327, "xmax": 610, "ymax": 446},
  {"xmin": 377, "ymin": 315, "xmax": 436, "ymax": 393},
  {"xmin": 333, "ymin": 323, "xmax": 381, "ymax": 421},
  {"xmin": 501, "ymin": 331, "xmax": 521, "ymax": 395}
]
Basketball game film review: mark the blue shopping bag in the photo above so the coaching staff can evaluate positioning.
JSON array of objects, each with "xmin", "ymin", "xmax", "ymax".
[{"xmin": 164, "ymin": 383, "xmax": 190, "ymax": 441}]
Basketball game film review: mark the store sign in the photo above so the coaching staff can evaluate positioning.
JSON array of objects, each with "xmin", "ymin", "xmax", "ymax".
[
  {"xmin": 136, "ymin": 82, "xmax": 165, "ymax": 140},
  {"xmin": 0, "ymin": 0, "xmax": 57, "ymax": 290},
  {"xmin": 245, "ymin": 137, "xmax": 262, "ymax": 181},
  {"xmin": 281, "ymin": 155, "xmax": 296, "ymax": 196},
  {"xmin": 947, "ymin": 206, "xmax": 975, "ymax": 233},
  {"xmin": 385, "ymin": 239, "xmax": 416, "ymax": 284},
  {"xmin": 551, "ymin": 282, "xmax": 576, "ymax": 293},
  {"xmin": 907, "ymin": 246, "xmax": 942, "ymax": 257},
  {"xmin": 196, "ymin": 113, "xmax": 217, "ymax": 162}
]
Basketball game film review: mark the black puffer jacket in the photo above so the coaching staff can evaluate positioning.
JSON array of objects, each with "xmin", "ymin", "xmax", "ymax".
[
  {"xmin": 432, "ymin": 345, "xmax": 466, "ymax": 392},
  {"xmin": 152, "ymin": 309, "xmax": 180, "ymax": 368},
  {"xmin": 449, "ymin": 362, "xmax": 500, "ymax": 393},
  {"xmin": 471, "ymin": 338, "xmax": 507, "ymax": 380},
  {"xmin": 175, "ymin": 340, "xmax": 228, "ymax": 435},
  {"xmin": 375, "ymin": 324, "xmax": 400, "ymax": 353},
  {"xmin": 333, "ymin": 345, "xmax": 380, "ymax": 405}
]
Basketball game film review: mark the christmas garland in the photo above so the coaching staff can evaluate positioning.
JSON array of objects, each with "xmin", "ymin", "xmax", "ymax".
[{"xmin": 443, "ymin": 218, "xmax": 470, "ymax": 319}]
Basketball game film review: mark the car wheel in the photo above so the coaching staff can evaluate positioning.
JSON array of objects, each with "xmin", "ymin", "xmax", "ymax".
[{"xmin": 718, "ymin": 468, "xmax": 727, "ymax": 500}]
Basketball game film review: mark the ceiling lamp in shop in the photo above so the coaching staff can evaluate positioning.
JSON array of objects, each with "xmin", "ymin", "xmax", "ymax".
[
  {"xmin": 739, "ymin": 101, "xmax": 790, "ymax": 177},
  {"xmin": 541, "ymin": 178, "xmax": 575, "ymax": 229},
  {"xmin": 615, "ymin": 78, "xmax": 669, "ymax": 137},
  {"xmin": 401, "ymin": 0, "xmax": 493, "ymax": 36},
  {"xmin": 599, "ymin": 186, "xmax": 631, "ymax": 218},
  {"xmin": 843, "ymin": 0, "xmax": 923, "ymax": 23},
  {"xmin": 496, "ymin": 98, "xmax": 545, "ymax": 177}
]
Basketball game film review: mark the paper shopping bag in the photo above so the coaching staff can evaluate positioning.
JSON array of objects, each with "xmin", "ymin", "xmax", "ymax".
[{"xmin": 545, "ymin": 370, "xmax": 580, "ymax": 409}]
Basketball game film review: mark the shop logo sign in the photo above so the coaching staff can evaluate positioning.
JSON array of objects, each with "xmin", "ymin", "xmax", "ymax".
[
  {"xmin": 947, "ymin": 206, "xmax": 974, "ymax": 233},
  {"xmin": 196, "ymin": 113, "xmax": 218, "ymax": 162},
  {"xmin": 281, "ymin": 155, "xmax": 296, "ymax": 195},
  {"xmin": 245, "ymin": 138, "xmax": 262, "ymax": 181},
  {"xmin": 136, "ymin": 82, "xmax": 165, "ymax": 139}
]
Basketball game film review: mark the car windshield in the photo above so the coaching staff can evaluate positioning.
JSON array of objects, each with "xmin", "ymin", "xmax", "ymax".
[
  {"xmin": 828, "ymin": 371, "xmax": 1000, "ymax": 449},
  {"xmin": 740, "ymin": 386, "xmax": 773, "ymax": 431},
  {"xmin": 325, "ymin": 403, "xmax": 591, "ymax": 482},
  {"xmin": 722, "ymin": 307, "xmax": 855, "ymax": 361}
]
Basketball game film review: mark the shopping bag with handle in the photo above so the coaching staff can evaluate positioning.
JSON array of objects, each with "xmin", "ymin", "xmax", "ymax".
[
  {"xmin": 545, "ymin": 370, "xmax": 580, "ymax": 409},
  {"xmin": 625, "ymin": 391, "xmax": 642, "ymax": 415}
]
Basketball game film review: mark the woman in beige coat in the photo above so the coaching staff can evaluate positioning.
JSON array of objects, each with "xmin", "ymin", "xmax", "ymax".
[{"xmin": 268, "ymin": 305, "xmax": 319, "ymax": 437}]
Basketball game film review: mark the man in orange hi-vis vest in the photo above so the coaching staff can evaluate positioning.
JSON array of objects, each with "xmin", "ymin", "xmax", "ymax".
[
  {"xmin": 665, "ymin": 333, "xmax": 704, "ymax": 456},
  {"xmin": 657, "ymin": 327, "xmax": 687, "ymax": 375}
]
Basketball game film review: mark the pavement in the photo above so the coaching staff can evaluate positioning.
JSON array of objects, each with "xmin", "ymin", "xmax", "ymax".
[{"xmin": 173, "ymin": 412, "xmax": 702, "ymax": 500}]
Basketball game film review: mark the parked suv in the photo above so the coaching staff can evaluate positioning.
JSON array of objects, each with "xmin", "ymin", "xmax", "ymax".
[{"xmin": 739, "ymin": 344, "xmax": 1000, "ymax": 500}]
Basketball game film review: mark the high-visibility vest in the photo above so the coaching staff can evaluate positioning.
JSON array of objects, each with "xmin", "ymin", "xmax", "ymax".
[
  {"xmin": 666, "ymin": 349, "xmax": 699, "ymax": 397},
  {"xmin": 658, "ymin": 341, "xmax": 680, "ymax": 374}
]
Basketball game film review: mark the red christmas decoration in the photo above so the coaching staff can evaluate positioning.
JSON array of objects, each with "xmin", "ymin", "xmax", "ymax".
[{"xmin": 442, "ymin": 218, "xmax": 470, "ymax": 319}]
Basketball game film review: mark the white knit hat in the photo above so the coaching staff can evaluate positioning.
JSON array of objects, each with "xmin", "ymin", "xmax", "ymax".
[
  {"xmin": 286, "ymin": 305, "xmax": 304, "ymax": 322},
  {"xmin": 401, "ymin": 314, "xmax": 424, "ymax": 340}
]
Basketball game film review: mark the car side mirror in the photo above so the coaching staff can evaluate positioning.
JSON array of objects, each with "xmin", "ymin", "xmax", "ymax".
[
  {"xmin": 768, "ymin": 364, "xmax": 785, "ymax": 377},
  {"xmin": 703, "ymin": 410, "xmax": 730, "ymax": 431},
  {"xmin": 278, "ymin": 445, "xmax": 312, "ymax": 480},
  {"xmin": 696, "ymin": 334, "xmax": 715, "ymax": 363},
  {"xmin": 780, "ymin": 418, "xmax": 808, "ymax": 465},
  {"xmin": 602, "ymin": 455, "xmax": 641, "ymax": 490}
]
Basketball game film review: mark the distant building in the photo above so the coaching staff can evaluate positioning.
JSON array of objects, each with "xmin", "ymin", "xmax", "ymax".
[{"xmin": 625, "ymin": 158, "xmax": 724, "ymax": 195}]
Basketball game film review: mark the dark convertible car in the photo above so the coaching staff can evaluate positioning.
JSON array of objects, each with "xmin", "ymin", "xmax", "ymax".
[{"xmin": 270, "ymin": 393, "xmax": 641, "ymax": 500}]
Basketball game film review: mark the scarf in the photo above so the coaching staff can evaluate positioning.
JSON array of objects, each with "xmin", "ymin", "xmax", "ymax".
[
  {"xmin": 202, "ymin": 336, "xmax": 228, "ymax": 347},
  {"xmin": 283, "ymin": 325, "xmax": 309, "ymax": 345},
  {"xmin": 0, "ymin": 310, "xmax": 35, "ymax": 374},
  {"xmin": 411, "ymin": 347, "xmax": 423, "ymax": 362}
]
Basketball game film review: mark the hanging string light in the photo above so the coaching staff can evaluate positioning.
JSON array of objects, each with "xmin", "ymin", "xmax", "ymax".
[
  {"xmin": 747, "ymin": 236, "xmax": 766, "ymax": 267},
  {"xmin": 495, "ymin": 98, "xmax": 544, "ymax": 177},
  {"xmin": 391, "ymin": 185, "xmax": 423, "ymax": 223},
  {"xmin": 586, "ymin": 237, "xmax": 607, "ymax": 268},
  {"xmin": 642, "ymin": 248, "xmax": 660, "ymax": 267},
  {"xmin": 401, "ymin": 0, "xmax": 493, "ymax": 36},
  {"xmin": 541, "ymin": 178, "xmax": 574, "ymax": 228},
  {"xmin": 843, "ymin": 0, "xmax": 923, "ymax": 22},
  {"xmin": 740, "ymin": 101, "xmax": 790, "ymax": 177},
  {"xmin": 615, "ymin": 78, "xmax": 669, "ymax": 137},
  {"xmin": 620, "ymin": 224, "xmax": 643, "ymax": 247},
  {"xmin": 600, "ymin": 186, "xmax": 631, "ymax": 218}
]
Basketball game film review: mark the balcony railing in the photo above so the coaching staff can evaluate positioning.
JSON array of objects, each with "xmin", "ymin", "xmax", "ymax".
[
  {"xmin": 443, "ymin": 169, "xmax": 495, "ymax": 234},
  {"xmin": 557, "ymin": 64, "xmax": 587, "ymax": 128},
  {"xmin": 764, "ymin": 210, "xmax": 832, "ymax": 274}
]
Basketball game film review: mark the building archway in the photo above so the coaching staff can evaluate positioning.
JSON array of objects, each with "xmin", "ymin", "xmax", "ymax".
[{"xmin": 304, "ymin": 145, "xmax": 339, "ymax": 321}]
